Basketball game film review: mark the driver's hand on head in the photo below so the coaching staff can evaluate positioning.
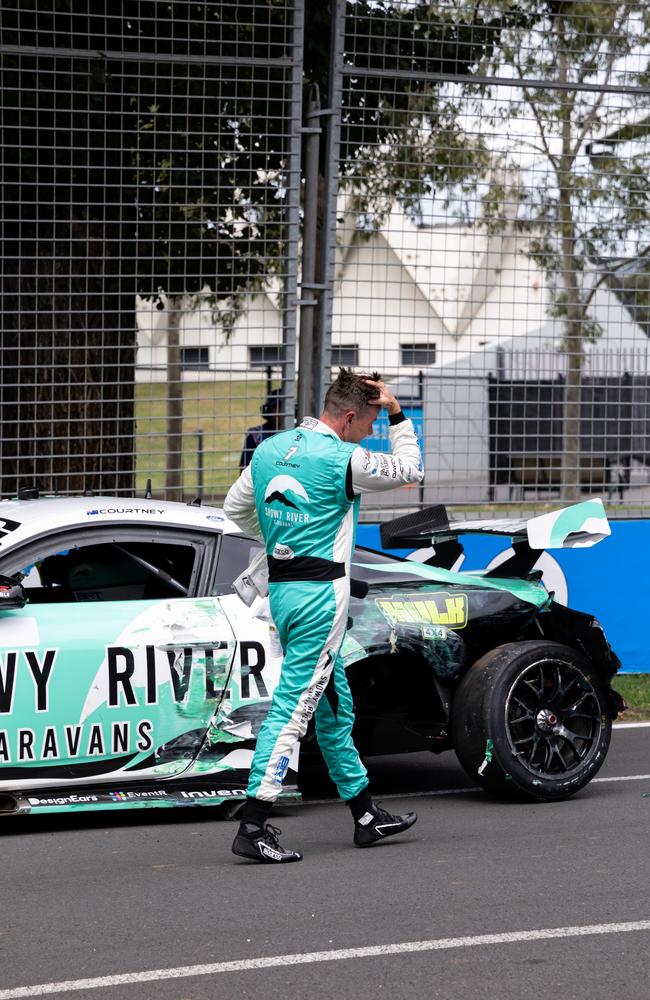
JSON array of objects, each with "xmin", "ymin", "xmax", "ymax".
[{"xmin": 363, "ymin": 378, "xmax": 401, "ymax": 417}]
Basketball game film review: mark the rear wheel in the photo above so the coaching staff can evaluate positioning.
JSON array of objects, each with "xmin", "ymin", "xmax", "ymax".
[{"xmin": 451, "ymin": 641, "xmax": 612, "ymax": 801}]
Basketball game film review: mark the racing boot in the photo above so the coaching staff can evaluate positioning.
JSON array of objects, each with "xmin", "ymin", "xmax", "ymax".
[
  {"xmin": 353, "ymin": 804, "xmax": 418, "ymax": 848},
  {"xmin": 232, "ymin": 822, "xmax": 303, "ymax": 864}
]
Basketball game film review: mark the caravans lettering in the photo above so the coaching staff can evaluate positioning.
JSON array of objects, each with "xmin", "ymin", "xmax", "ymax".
[{"xmin": 0, "ymin": 719, "xmax": 154, "ymax": 764}]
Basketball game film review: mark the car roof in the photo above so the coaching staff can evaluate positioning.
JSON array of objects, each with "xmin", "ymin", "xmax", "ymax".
[{"xmin": 0, "ymin": 495, "xmax": 242, "ymax": 557}]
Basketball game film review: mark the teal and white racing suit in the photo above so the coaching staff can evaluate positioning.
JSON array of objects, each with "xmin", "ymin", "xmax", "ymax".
[{"xmin": 223, "ymin": 413, "xmax": 423, "ymax": 803}]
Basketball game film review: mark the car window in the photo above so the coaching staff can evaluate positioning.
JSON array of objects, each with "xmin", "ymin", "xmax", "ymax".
[
  {"xmin": 212, "ymin": 534, "xmax": 263, "ymax": 596},
  {"xmin": 19, "ymin": 540, "xmax": 197, "ymax": 603}
]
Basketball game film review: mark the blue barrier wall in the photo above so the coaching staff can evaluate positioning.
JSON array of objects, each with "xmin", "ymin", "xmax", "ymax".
[
  {"xmin": 364, "ymin": 406, "xmax": 424, "ymax": 453},
  {"xmin": 356, "ymin": 519, "xmax": 648, "ymax": 674}
]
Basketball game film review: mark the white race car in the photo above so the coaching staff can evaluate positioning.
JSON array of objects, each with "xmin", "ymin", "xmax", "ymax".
[{"xmin": 0, "ymin": 491, "xmax": 622, "ymax": 817}]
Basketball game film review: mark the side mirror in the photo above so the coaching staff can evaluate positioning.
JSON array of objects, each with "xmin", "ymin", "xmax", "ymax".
[{"xmin": 0, "ymin": 575, "xmax": 26, "ymax": 610}]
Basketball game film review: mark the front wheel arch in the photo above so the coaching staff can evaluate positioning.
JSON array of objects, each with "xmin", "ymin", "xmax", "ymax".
[{"xmin": 451, "ymin": 640, "xmax": 613, "ymax": 802}]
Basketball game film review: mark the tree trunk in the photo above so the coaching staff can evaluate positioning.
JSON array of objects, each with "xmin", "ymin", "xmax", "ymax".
[
  {"xmin": 0, "ymin": 222, "xmax": 136, "ymax": 497},
  {"xmin": 165, "ymin": 298, "xmax": 184, "ymax": 502},
  {"xmin": 0, "ymin": 40, "xmax": 137, "ymax": 498},
  {"xmin": 557, "ymin": 32, "xmax": 583, "ymax": 504},
  {"xmin": 558, "ymin": 162, "xmax": 584, "ymax": 504}
]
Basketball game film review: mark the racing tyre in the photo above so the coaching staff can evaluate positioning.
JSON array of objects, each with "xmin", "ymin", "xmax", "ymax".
[{"xmin": 451, "ymin": 641, "xmax": 613, "ymax": 801}]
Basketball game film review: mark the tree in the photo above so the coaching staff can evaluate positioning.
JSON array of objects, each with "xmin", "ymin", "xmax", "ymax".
[
  {"xmin": 0, "ymin": 9, "xmax": 138, "ymax": 497},
  {"xmin": 126, "ymin": 1, "xmax": 511, "ymax": 492},
  {"xmin": 455, "ymin": 1, "xmax": 650, "ymax": 501},
  {"xmin": 130, "ymin": 1, "xmax": 511, "ymax": 304},
  {"xmin": 0, "ymin": 1, "xmax": 515, "ymax": 500},
  {"xmin": 300, "ymin": 2, "xmax": 518, "ymax": 414},
  {"xmin": 341, "ymin": 1, "xmax": 650, "ymax": 502}
]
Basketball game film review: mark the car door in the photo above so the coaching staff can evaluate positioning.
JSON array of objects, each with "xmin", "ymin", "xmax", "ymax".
[
  {"xmin": 0, "ymin": 527, "xmax": 237, "ymax": 788},
  {"xmin": 209, "ymin": 532, "xmax": 283, "ymax": 722},
  {"xmin": 180, "ymin": 531, "xmax": 300, "ymax": 793}
]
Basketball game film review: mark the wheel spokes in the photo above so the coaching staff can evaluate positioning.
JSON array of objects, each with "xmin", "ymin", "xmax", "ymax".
[
  {"xmin": 509, "ymin": 694, "xmax": 536, "ymax": 725},
  {"xmin": 505, "ymin": 657, "xmax": 603, "ymax": 780}
]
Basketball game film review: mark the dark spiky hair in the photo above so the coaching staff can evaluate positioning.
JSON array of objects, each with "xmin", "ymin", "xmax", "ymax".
[{"xmin": 323, "ymin": 367, "xmax": 382, "ymax": 416}]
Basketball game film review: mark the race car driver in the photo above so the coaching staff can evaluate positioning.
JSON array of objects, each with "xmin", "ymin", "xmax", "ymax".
[{"xmin": 223, "ymin": 368, "xmax": 424, "ymax": 863}]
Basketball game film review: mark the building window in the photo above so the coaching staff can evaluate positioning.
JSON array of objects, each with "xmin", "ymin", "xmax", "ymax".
[
  {"xmin": 181, "ymin": 347, "xmax": 209, "ymax": 371},
  {"xmin": 249, "ymin": 345, "xmax": 283, "ymax": 368},
  {"xmin": 331, "ymin": 345, "xmax": 359, "ymax": 367},
  {"xmin": 400, "ymin": 342, "xmax": 436, "ymax": 366}
]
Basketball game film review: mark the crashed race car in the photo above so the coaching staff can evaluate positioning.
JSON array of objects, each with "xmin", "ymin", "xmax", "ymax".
[{"xmin": 0, "ymin": 491, "xmax": 622, "ymax": 817}]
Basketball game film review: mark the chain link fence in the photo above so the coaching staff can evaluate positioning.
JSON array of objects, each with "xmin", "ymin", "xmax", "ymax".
[
  {"xmin": 2, "ymin": 1, "xmax": 649, "ymax": 514},
  {"xmin": 329, "ymin": 0, "xmax": 650, "ymax": 516},
  {"xmin": 1, "ymin": 0, "xmax": 303, "ymax": 499}
]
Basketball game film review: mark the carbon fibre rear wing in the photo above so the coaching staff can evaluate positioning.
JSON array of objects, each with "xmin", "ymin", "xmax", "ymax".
[{"xmin": 380, "ymin": 499, "xmax": 611, "ymax": 577}]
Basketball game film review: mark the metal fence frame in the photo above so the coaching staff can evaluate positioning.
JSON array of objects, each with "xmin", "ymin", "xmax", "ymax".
[{"xmin": 2, "ymin": 1, "xmax": 649, "ymax": 510}]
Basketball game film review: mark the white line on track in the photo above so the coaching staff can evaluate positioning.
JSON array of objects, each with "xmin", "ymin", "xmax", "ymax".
[
  {"xmin": 1, "ymin": 921, "xmax": 648, "ymax": 998},
  {"xmin": 300, "ymin": 720, "xmax": 648, "ymax": 805},
  {"xmin": 594, "ymin": 773, "xmax": 650, "ymax": 783},
  {"xmin": 301, "ymin": 771, "xmax": 650, "ymax": 806},
  {"xmin": 302, "ymin": 786, "xmax": 482, "ymax": 805}
]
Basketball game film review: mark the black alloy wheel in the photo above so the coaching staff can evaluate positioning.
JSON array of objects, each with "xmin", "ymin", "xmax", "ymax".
[
  {"xmin": 451, "ymin": 640, "xmax": 613, "ymax": 801},
  {"xmin": 505, "ymin": 657, "xmax": 602, "ymax": 779}
]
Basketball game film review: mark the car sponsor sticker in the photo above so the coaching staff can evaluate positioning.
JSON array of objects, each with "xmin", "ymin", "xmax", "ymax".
[
  {"xmin": 27, "ymin": 794, "xmax": 100, "ymax": 807},
  {"xmin": 108, "ymin": 789, "xmax": 168, "ymax": 801},
  {"xmin": 86, "ymin": 508, "xmax": 164, "ymax": 516},
  {"xmin": 375, "ymin": 593, "xmax": 469, "ymax": 629}
]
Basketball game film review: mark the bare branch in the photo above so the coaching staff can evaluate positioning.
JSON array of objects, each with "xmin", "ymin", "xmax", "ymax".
[{"xmin": 584, "ymin": 244, "xmax": 650, "ymax": 309}]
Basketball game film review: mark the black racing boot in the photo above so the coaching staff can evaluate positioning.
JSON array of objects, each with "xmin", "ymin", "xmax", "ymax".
[
  {"xmin": 232, "ymin": 822, "xmax": 303, "ymax": 864},
  {"xmin": 353, "ymin": 804, "xmax": 418, "ymax": 848}
]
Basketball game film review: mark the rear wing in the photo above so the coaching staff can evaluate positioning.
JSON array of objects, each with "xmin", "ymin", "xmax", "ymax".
[{"xmin": 380, "ymin": 499, "xmax": 610, "ymax": 578}]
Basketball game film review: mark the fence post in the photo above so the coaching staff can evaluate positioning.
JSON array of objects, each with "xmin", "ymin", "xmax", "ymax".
[
  {"xmin": 196, "ymin": 429, "xmax": 204, "ymax": 500},
  {"xmin": 297, "ymin": 85, "xmax": 323, "ymax": 420},
  {"xmin": 314, "ymin": 0, "xmax": 346, "ymax": 411},
  {"xmin": 277, "ymin": 0, "xmax": 304, "ymax": 430}
]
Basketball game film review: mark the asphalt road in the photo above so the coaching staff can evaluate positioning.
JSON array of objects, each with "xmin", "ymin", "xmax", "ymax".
[{"xmin": 1, "ymin": 726, "xmax": 648, "ymax": 1000}]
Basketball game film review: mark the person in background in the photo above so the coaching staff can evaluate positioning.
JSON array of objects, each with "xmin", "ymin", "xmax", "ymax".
[
  {"xmin": 224, "ymin": 369, "xmax": 424, "ymax": 864},
  {"xmin": 239, "ymin": 388, "xmax": 283, "ymax": 471}
]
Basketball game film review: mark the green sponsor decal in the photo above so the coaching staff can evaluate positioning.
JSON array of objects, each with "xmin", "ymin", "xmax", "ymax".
[{"xmin": 376, "ymin": 593, "xmax": 469, "ymax": 629}]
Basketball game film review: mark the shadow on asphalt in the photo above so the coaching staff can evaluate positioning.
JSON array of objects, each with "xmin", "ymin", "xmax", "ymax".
[
  {"xmin": 299, "ymin": 749, "xmax": 474, "ymax": 798},
  {"xmin": 0, "ymin": 751, "xmax": 476, "ymax": 837}
]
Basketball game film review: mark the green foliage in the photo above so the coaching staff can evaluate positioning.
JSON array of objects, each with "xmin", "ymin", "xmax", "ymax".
[
  {"xmin": 344, "ymin": 2, "xmax": 650, "ymax": 351},
  {"xmin": 129, "ymin": 1, "xmax": 511, "ymax": 307},
  {"xmin": 458, "ymin": 1, "xmax": 650, "ymax": 348}
]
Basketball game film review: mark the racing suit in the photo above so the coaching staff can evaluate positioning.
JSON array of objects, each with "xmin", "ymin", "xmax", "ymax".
[{"xmin": 223, "ymin": 413, "xmax": 424, "ymax": 804}]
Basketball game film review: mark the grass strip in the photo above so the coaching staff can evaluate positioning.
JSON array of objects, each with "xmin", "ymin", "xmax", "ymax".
[{"xmin": 614, "ymin": 674, "xmax": 650, "ymax": 721}]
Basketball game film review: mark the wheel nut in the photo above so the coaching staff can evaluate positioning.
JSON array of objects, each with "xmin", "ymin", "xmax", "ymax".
[{"xmin": 536, "ymin": 708, "xmax": 558, "ymax": 731}]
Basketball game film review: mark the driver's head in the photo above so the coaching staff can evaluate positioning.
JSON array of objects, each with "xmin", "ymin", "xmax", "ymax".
[{"xmin": 322, "ymin": 368, "xmax": 382, "ymax": 443}]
